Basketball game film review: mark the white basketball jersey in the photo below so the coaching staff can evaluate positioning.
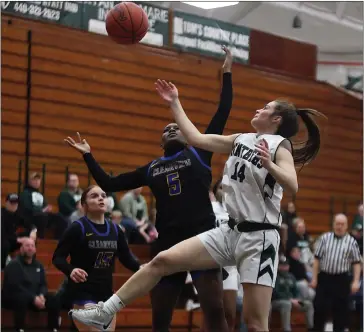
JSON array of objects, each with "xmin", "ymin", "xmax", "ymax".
[
  {"xmin": 211, "ymin": 201, "xmax": 229, "ymax": 226},
  {"xmin": 222, "ymin": 133, "xmax": 286, "ymax": 226}
]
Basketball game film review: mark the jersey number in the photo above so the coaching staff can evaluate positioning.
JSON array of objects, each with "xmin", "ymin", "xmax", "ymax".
[
  {"xmin": 167, "ymin": 172, "xmax": 181, "ymax": 196},
  {"xmin": 94, "ymin": 252, "xmax": 114, "ymax": 268},
  {"xmin": 231, "ymin": 161, "xmax": 276, "ymax": 199},
  {"xmin": 231, "ymin": 162, "xmax": 246, "ymax": 182}
]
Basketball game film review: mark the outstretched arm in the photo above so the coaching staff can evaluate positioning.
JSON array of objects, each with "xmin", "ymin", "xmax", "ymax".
[
  {"xmin": 156, "ymin": 82, "xmax": 238, "ymax": 153},
  {"xmin": 64, "ymin": 133, "xmax": 149, "ymax": 193},
  {"xmin": 197, "ymin": 48, "xmax": 233, "ymax": 165},
  {"xmin": 204, "ymin": 72, "xmax": 232, "ymax": 136},
  {"xmin": 83, "ymin": 153, "xmax": 148, "ymax": 192},
  {"xmin": 204, "ymin": 46, "xmax": 233, "ymax": 136}
]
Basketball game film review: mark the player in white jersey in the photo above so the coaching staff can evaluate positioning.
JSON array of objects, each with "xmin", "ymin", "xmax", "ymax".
[
  {"xmin": 210, "ymin": 178, "xmax": 240, "ymax": 332},
  {"xmin": 70, "ymin": 80, "xmax": 325, "ymax": 332}
]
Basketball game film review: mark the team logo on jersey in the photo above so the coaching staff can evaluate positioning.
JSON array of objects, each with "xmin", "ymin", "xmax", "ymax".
[
  {"xmin": 151, "ymin": 159, "xmax": 191, "ymax": 176},
  {"xmin": 231, "ymin": 143, "xmax": 263, "ymax": 169},
  {"xmin": 257, "ymin": 243, "xmax": 276, "ymax": 282}
]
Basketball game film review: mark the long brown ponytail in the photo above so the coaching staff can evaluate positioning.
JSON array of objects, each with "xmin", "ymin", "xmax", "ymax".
[{"xmin": 273, "ymin": 100, "xmax": 327, "ymax": 167}]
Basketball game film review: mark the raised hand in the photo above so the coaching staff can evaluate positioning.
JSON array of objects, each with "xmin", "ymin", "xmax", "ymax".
[
  {"xmin": 222, "ymin": 45, "xmax": 233, "ymax": 73},
  {"xmin": 255, "ymin": 138, "xmax": 272, "ymax": 169},
  {"xmin": 155, "ymin": 79, "xmax": 179, "ymax": 103},
  {"xmin": 64, "ymin": 132, "xmax": 91, "ymax": 155}
]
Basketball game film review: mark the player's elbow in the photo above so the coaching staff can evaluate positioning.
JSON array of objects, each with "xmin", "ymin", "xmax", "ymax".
[{"xmin": 286, "ymin": 181, "xmax": 298, "ymax": 196}]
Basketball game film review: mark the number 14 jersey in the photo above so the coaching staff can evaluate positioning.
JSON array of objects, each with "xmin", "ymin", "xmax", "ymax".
[{"xmin": 222, "ymin": 133, "xmax": 286, "ymax": 227}]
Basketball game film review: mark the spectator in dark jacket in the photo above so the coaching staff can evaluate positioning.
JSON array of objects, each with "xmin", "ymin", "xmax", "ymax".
[
  {"xmin": 352, "ymin": 203, "xmax": 363, "ymax": 231},
  {"xmin": 280, "ymin": 202, "xmax": 297, "ymax": 253},
  {"xmin": 351, "ymin": 222, "xmax": 363, "ymax": 256},
  {"xmin": 1, "ymin": 193, "xmax": 37, "ymax": 269},
  {"xmin": 19, "ymin": 172, "xmax": 67, "ymax": 239},
  {"xmin": 288, "ymin": 247, "xmax": 315, "ymax": 301},
  {"xmin": 2, "ymin": 238, "xmax": 60, "ymax": 331},
  {"xmin": 57, "ymin": 173, "xmax": 82, "ymax": 223},
  {"xmin": 282, "ymin": 202, "xmax": 297, "ymax": 235},
  {"xmin": 286, "ymin": 218, "xmax": 313, "ymax": 272},
  {"xmin": 271, "ymin": 256, "xmax": 314, "ymax": 332}
]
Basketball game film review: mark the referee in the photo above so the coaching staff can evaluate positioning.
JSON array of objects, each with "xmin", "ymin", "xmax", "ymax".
[{"xmin": 311, "ymin": 213, "xmax": 362, "ymax": 332}]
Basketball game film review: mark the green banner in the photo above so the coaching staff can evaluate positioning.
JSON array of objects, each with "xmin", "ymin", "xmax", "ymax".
[
  {"xmin": 1, "ymin": 1, "xmax": 170, "ymax": 47},
  {"xmin": 1, "ymin": 1, "xmax": 82, "ymax": 28},
  {"xmin": 173, "ymin": 11, "xmax": 250, "ymax": 63},
  {"xmin": 83, "ymin": 1, "xmax": 169, "ymax": 47}
]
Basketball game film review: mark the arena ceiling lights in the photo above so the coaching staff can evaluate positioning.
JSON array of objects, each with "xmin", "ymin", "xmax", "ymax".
[{"xmin": 182, "ymin": 2, "xmax": 239, "ymax": 10}]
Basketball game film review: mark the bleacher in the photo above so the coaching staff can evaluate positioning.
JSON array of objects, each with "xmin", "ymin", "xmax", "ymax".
[
  {"xmin": 1, "ymin": 8, "xmax": 362, "ymax": 332},
  {"xmin": 2, "ymin": 14, "xmax": 362, "ymax": 235},
  {"xmin": 1, "ymin": 239, "xmax": 314, "ymax": 331}
]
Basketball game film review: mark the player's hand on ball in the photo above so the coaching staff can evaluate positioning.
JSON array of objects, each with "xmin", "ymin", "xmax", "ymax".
[
  {"xmin": 255, "ymin": 139, "xmax": 272, "ymax": 169},
  {"xmin": 70, "ymin": 268, "xmax": 88, "ymax": 283},
  {"xmin": 64, "ymin": 132, "xmax": 91, "ymax": 155},
  {"xmin": 155, "ymin": 79, "xmax": 178, "ymax": 103},
  {"xmin": 222, "ymin": 45, "xmax": 233, "ymax": 72}
]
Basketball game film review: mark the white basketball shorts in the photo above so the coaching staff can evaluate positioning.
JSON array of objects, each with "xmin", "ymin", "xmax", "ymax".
[
  {"xmin": 223, "ymin": 265, "xmax": 239, "ymax": 291},
  {"xmin": 197, "ymin": 224, "xmax": 280, "ymax": 287}
]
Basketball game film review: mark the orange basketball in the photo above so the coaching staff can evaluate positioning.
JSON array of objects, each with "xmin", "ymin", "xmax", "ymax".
[{"xmin": 105, "ymin": 2, "xmax": 149, "ymax": 45}]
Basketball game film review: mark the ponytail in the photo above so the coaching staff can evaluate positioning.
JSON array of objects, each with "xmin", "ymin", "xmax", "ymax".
[
  {"xmin": 293, "ymin": 108, "xmax": 326, "ymax": 166},
  {"xmin": 273, "ymin": 100, "xmax": 327, "ymax": 168}
]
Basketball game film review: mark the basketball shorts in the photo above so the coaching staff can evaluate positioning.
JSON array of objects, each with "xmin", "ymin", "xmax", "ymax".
[
  {"xmin": 197, "ymin": 224, "xmax": 280, "ymax": 287},
  {"xmin": 151, "ymin": 222, "xmax": 222, "ymax": 285},
  {"xmin": 151, "ymin": 222, "xmax": 214, "ymax": 257},
  {"xmin": 223, "ymin": 265, "xmax": 239, "ymax": 291}
]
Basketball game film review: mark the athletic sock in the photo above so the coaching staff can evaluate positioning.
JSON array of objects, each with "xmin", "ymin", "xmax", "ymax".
[{"xmin": 103, "ymin": 294, "xmax": 125, "ymax": 315}]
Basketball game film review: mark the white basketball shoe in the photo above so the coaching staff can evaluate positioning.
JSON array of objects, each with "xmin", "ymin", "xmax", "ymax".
[{"xmin": 69, "ymin": 302, "xmax": 114, "ymax": 331}]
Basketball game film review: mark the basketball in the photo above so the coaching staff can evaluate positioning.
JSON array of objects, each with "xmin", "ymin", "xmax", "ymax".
[{"xmin": 105, "ymin": 2, "xmax": 149, "ymax": 45}]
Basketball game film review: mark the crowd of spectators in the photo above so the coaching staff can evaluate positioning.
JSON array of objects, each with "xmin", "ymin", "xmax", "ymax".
[
  {"xmin": 272, "ymin": 201, "xmax": 363, "ymax": 332},
  {"xmin": 2, "ymin": 172, "xmax": 158, "ymax": 262},
  {"xmin": 1, "ymin": 171, "xmax": 362, "ymax": 332}
]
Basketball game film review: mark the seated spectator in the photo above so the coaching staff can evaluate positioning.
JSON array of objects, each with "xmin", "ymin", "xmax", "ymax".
[
  {"xmin": 57, "ymin": 173, "xmax": 82, "ymax": 224},
  {"xmin": 70, "ymin": 200, "xmax": 84, "ymax": 223},
  {"xmin": 1, "ymin": 193, "xmax": 37, "ymax": 269},
  {"xmin": 136, "ymin": 215, "xmax": 158, "ymax": 244},
  {"xmin": 271, "ymin": 256, "xmax": 314, "ymax": 332},
  {"xmin": 282, "ymin": 201, "xmax": 297, "ymax": 235},
  {"xmin": 289, "ymin": 247, "xmax": 315, "ymax": 301},
  {"xmin": 2, "ymin": 238, "xmax": 60, "ymax": 331},
  {"xmin": 352, "ymin": 203, "xmax": 363, "ymax": 230},
  {"xmin": 119, "ymin": 187, "xmax": 148, "ymax": 224},
  {"xmin": 111, "ymin": 210, "xmax": 125, "ymax": 232},
  {"xmin": 286, "ymin": 217, "xmax": 314, "ymax": 274},
  {"xmin": 351, "ymin": 223, "xmax": 363, "ymax": 256},
  {"xmin": 19, "ymin": 172, "xmax": 68, "ymax": 239},
  {"xmin": 280, "ymin": 201, "xmax": 297, "ymax": 253},
  {"xmin": 119, "ymin": 188, "xmax": 157, "ymax": 243}
]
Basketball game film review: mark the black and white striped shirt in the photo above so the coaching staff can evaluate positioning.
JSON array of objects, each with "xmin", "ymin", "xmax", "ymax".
[{"xmin": 314, "ymin": 232, "xmax": 362, "ymax": 274}]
